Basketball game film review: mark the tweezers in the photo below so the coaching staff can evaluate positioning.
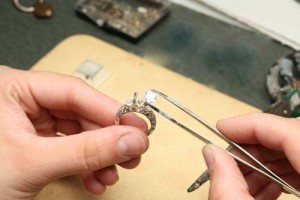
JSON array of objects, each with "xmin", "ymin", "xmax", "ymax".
[{"xmin": 143, "ymin": 89, "xmax": 300, "ymax": 198}]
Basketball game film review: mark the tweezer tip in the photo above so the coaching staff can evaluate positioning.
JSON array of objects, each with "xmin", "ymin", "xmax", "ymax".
[
  {"xmin": 187, "ymin": 182, "xmax": 200, "ymax": 193},
  {"xmin": 187, "ymin": 171, "xmax": 210, "ymax": 193},
  {"xmin": 187, "ymin": 187, "xmax": 195, "ymax": 193}
]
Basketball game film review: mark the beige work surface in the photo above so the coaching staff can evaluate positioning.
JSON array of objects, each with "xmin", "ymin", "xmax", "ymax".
[{"xmin": 31, "ymin": 35, "xmax": 294, "ymax": 200}]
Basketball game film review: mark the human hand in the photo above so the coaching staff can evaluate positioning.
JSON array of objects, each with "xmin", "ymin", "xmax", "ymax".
[
  {"xmin": 202, "ymin": 113, "xmax": 300, "ymax": 200},
  {"xmin": 0, "ymin": 66, "xmax": 149, "ymax": 199}
]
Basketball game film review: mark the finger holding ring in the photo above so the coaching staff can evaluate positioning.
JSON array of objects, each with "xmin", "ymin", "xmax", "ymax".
[{"xmin": 115, "ymin": 92, "xmax": 156, "ymax": 135}]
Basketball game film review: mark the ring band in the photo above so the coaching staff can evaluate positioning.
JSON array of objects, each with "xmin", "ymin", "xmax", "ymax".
[
  {"xmin": 115, "ymin": 92, "xmax": 156, "ymax": 135},
  {"xmin": 13, "ymin": 0, "xmax": 43, "ymax": 12}
]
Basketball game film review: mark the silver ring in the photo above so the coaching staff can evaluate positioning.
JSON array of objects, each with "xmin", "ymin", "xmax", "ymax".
[
  {"xmin": 13, "ymin": 0, "xmax": 43, "ymax": 12},
  {"xmin": 115, "ymin": 92, "xmax": 156, "ymax": 135}
]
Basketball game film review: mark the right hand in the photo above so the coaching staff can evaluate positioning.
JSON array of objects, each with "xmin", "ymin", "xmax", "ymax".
[{"xmin": 203, "ymin": 113, "xmax": 300, "ymax": 200}]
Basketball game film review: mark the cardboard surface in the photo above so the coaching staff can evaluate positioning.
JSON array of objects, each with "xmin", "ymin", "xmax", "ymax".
[{"xmin": 31, "ymin": 35, "xmax": 295, "ymax": 199}]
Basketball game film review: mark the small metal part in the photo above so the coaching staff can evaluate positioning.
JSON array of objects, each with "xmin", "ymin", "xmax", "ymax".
[
  {"xmin": 75, "ymin": 0, "xmax": 171, "ymax": 38},
  {"xmin": 266, "ymin": 51, "xmax": 300, "ymax": 117},
  {"xmin": 13, "ymin": 0, "xmax": 42, "ymax": 12},
  {"xmin": 33, "ymin": 1, "xmax": 54, "ymax": 18},
  {"xmin": 13, "ymin": 0, "xmax": 53, "ymax": 18},
  {"xmin": 115, "ymin": 92, "xmax": 156, "ymax": 135}
]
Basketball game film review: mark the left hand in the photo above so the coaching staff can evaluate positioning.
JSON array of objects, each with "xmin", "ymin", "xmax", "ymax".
[{"xmin": 0, "ymin": 66, "xmax": 149, "ymax": 199}]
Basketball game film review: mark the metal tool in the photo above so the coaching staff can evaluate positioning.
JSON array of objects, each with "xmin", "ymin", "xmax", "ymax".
[
  {"xmin": 13, "ymin": 0, "xmax": 53, "ymax": 18},
  {"xmin": 266, "ymin": 51, "xmax": 300, "ymax": 118},
  {"xmin": 141, "ymin": 89, "xmax": 300, "ymax": 198},
  {"xmin": 188, "ymin": 51, "xmax": 300, "ymax": 193},
  {"xmin": 75, "ymin": 0, "xmax": 170, "ymax": 39}
]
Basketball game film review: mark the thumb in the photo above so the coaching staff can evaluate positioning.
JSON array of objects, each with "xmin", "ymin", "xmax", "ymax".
[
  {"xmin": 36, "ymin": 125, "xmax": 149, "ymax": 179},
  {"xmin": 203, "ymin": 144, "xmax": 251, "ymax": 200}
]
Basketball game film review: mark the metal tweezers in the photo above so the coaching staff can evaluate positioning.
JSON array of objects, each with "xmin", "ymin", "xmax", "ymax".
[{"xmin": 143, "ymin": 89, "xmax": 300, "ymax": 198}]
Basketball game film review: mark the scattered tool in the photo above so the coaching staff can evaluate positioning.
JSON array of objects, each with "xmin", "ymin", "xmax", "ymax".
[
  {"xmin": 76, "ymin": 0, "xmax": 170, "ymax": 38},
  {"xmin": 13, "ymin": 0, "xmax": 53, "ymax": 18}
]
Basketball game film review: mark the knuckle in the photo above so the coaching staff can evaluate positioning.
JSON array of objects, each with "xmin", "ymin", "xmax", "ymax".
[
  {"xmin": 80, "ymin": 134, "xmax": 103, "ymax": 171},
  {"xmin": 78, "ymin": 130, "xmax": 122, "ymax": 171}
]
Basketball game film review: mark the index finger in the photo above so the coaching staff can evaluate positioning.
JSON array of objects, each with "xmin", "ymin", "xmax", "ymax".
[
  {"xmin": 216, "ymin": 112, "xmax": 300, "ymax": 172},
  {"xmin": 21, "ymin": 70, "xmax": 145, "ymax": 128}
]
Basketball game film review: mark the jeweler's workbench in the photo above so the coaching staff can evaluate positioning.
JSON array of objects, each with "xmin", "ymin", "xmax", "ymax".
[{"xmin": 31, "ymin": 35, "xmax": 295, "ymax": 200}]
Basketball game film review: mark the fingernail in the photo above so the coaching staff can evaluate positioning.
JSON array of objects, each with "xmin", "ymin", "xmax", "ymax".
[
  {"xmin": 202, "ymin": 144, "xmax": 215, "ymax": 172},
  {"xmin": 118, "ymin": 133, "xmax": 146, "ymax": 156},
  {"xmin": 111, "ymin": 166, "xmax": 119, "ymax": 178}
]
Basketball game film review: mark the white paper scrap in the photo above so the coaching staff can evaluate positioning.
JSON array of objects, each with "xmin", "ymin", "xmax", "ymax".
[{"xmin": 195, "ymin": 0, "xmax": 300, "ymax": 50}]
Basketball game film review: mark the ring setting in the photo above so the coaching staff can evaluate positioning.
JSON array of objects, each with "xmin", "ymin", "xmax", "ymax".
[{"xmin": 115, "ymin": 92, "xmax": 156, "ymax": 135}]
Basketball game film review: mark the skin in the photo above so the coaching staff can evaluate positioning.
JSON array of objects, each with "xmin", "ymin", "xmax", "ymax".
[
  {"xmin": 203, "ymin": 113, "xmax": 300, "ymax": 200},
  {"xmin": 3, "ymin": 66, "xmax": 300, "ymax": 200},
  {"xmin": 0, "ymin": 66, "xmax": 149, "ymax": 199}
]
